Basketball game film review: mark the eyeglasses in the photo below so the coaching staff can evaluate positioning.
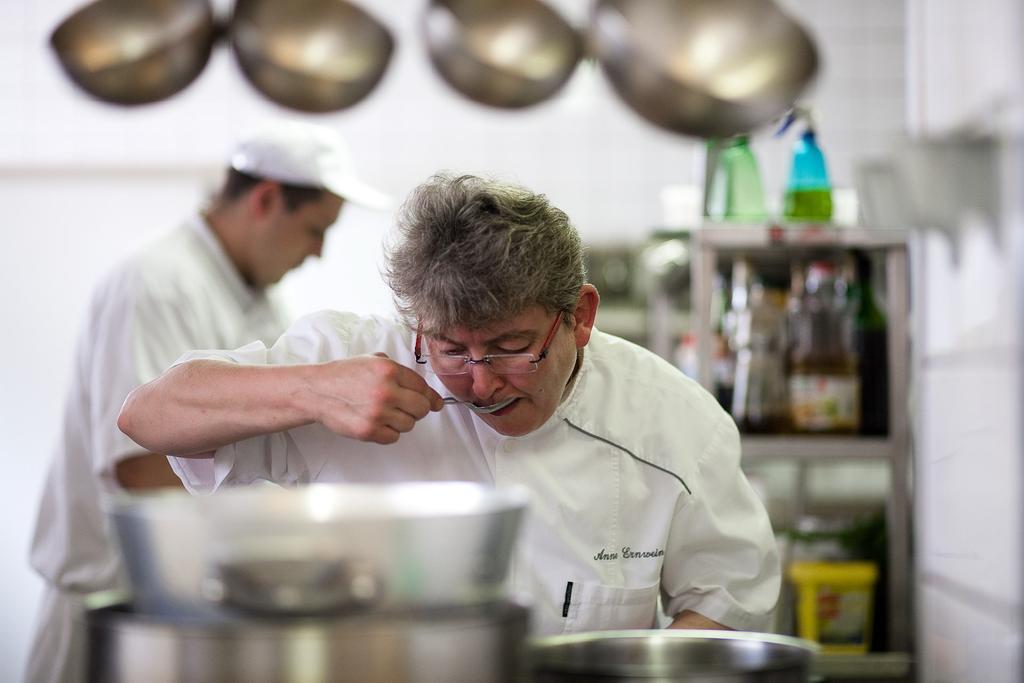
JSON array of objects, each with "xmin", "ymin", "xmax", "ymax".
[{"xmin": 414, "ymin": 312, "xmax": 564, "ymax": 376}]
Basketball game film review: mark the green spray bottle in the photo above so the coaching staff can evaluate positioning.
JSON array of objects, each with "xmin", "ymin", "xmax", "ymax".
[{"xmin": 705, "ymin": 135, "xmax": 767, "ymax": 222}]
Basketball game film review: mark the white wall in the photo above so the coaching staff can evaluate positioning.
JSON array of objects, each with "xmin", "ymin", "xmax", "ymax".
[
  {"xmin": 768, "ymin": 0, "xmax": 906, "ymax": 207},
  {"xmin": 906, "ymin": 1, "xmax": 1024, "ymax": 681},
  {"xmin": 0, "ymin": 0, "xmax": 906, "ymax": 679}
]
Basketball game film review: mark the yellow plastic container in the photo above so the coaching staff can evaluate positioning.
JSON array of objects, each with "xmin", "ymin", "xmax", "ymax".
[{"xmin": 788, "ymin": 561, "xmax": 878, "ymax": 654}]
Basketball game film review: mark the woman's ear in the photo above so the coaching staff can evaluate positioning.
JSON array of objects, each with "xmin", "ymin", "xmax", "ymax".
[{"xmin": 571, "ymin": 284, "xmax": 600, "ymax": 347}]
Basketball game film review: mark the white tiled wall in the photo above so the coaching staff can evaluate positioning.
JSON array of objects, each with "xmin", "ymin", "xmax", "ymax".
[
  {"xmin": 767, "ymin": 0, "xmax": 907, "ymax": 207},
  {"xmin": 920, "ymin": 581, "xmax": 1022, "ymax": 683},
  {"xmin": 912, "ymin": 221, "xmax": 1024, "ymax": 683},
  {"xmin": 907, "ymin": 0, "xmax": 1024, "ymax": 680},
  {"xmin": 906, "ymin": 0, "xmax": 1024, "ymax": 134},
  {"xmin": 918, "ymin": 360, "xmax": 1021, "ymax": 597},
  {"xmin": 0, "ymin": 1, "xmax": 908, "ymax": 680}
]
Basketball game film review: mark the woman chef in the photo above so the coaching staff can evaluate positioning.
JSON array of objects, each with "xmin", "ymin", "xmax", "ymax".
[{"xmin": 119, "ymin": 173, "xmax": 780, "ymax": 636}]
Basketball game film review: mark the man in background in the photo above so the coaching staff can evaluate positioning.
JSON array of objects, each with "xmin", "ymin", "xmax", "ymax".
[{"xmin": 24, "ymin": 119, "xmax": 389, "ymax": 683}]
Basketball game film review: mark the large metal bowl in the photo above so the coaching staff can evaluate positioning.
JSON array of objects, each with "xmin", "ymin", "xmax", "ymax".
[
  {"xmin": 229, "ymin": 0, "xmax": 394, "ymax": 113},
  {"xmin": 50, "ymin": 0, "xmax": 216, "ymax": 106},
  {"xmin": 590, "ymin": 0, "xmax": 819, "ymax": 138},
  {"xmin": 423, "ymin": 0, "xmax": 583, "ymax": 109},
  {"xmin": 529, "ymin": 629, "xmax": 819, "ymax": 682},
  {"xmin": 109, "ymin": 482, "xmax": 528, "ymax": 619}
]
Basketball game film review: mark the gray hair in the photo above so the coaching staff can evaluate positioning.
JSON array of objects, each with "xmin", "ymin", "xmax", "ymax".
[{"xmin": 384, "ymin": 173, "xmax": 585, "ymax": 334}]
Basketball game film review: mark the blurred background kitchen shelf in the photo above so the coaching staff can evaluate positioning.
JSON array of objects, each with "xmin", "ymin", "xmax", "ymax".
[
  {"xmin": 739, "ymin": 436, "xmax": 894, "ymax": 460},
  {"xmin": 587, "ymin": 238, "xmax": 690, "ymax": 349},
  {"xmin": 678, "ymin": 224, "xmax": 912, "ymax": 679},
  {"xmin": 586, "ymin": 231, "xmax": 694, "ymax": 352},
  {"xmin": 812, "ymin": 651, "xmax": 914, "ymax": 683},
  {"xmin": 585, "ymin": 221, "xmax": 912, "ymax": 677},
  {"xmin": 586, "ymin": 222, "xmax": 913, "ymax": 679}
]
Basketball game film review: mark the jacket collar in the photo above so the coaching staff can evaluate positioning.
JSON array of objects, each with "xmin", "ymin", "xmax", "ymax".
[{"xmin": 186, "ymin": 214, "xmax": 264, "ymax": 311}]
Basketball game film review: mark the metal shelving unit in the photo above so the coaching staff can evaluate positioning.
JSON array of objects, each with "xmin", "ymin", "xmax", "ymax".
[
  {"xmin": 740, "ymin": 436, "xmax": 895, "ymax": 460},
  {"xmin": 688, "ymin": 224, "xmax": 913, "ymax": 663}
]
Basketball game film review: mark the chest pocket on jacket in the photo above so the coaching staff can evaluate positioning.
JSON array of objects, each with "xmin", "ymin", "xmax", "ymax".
[{"xmin": 562, "ymin": 582, "xmax": 660, "ymax": 633}]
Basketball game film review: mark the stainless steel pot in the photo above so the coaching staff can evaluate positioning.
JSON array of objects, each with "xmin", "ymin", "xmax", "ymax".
[
  {"xmin": 529, "ymin": 629, "xmax": 819, "ymax": 682},
  {"xmin": 109, "ymin": 482, "xmax": 528, "ymax": 619},
  {"xmin": 85, "ymin": 593, "xmax": 529, "ymax": 683}
]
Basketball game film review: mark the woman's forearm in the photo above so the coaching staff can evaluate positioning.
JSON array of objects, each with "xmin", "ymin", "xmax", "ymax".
[
  {"xmin": 668, "ymin": 610, "xmax": 731, "ymax": 630},
  {"xmin": 118, "ymin": 354, "xmax": 444, "ymax": 457},
  {"xmin": 118, "ymin": 359, "xmax": 314, "ymax": 456}
]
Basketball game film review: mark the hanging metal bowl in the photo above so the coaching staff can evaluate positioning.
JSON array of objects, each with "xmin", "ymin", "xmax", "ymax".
[
  {"xmin": 590, "ymin": 0, "xmax": 819, "ymax": 137},
  {"xmin": 423, "ymin": 0, "xmax": 583, "ymax": 109},
  {"xmin": 49, "ymin": 0, "xmax": 217, "ymax": 105},
  {"xmin": 229, "ymin": 0, "xmax": 395, "ymax": 113}
]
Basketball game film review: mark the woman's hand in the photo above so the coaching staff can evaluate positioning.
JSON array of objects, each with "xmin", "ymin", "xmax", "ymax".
[{"xmin": 307, "ymin": 353, "xmax": 444, "ymax": 444}]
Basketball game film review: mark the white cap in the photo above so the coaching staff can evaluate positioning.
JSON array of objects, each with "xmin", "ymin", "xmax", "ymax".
[{"xmin": 229, "ymin": 120, "xmax": 391, "ymax": 210}]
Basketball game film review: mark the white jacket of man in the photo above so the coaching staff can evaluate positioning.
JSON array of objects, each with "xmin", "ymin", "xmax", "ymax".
[
  {"xmin": 170, "ymin": 310, "xmax": 781, "ymax": 635},
  {"xmin": 26, "ymin": 216, "xmax": 288, "ymax": 683}
]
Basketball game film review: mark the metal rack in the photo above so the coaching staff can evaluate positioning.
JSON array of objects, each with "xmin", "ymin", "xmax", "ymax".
[{"xmin": 687, "ymin": 224, "xmax": 912, "ymax": 660}]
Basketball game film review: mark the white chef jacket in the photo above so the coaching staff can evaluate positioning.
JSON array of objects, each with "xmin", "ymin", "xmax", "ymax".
[
  {"xmin": 26, "ymin": 216, "xmax": 288, "ymax": 683},
  {"xmin": 171, "ymin": 311, "xmax": 780, "ymax": 635}
]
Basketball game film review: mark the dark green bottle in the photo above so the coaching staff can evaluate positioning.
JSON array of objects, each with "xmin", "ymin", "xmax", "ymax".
[{"xmin": 853, "ymin": 252, "xmax": 888, "ymax": 435}]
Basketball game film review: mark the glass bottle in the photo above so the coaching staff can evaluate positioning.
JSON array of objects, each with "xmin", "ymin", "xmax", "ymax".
[
  {"xmin": 852, "ymin": 252, "xmax": 889, "ymax": 435},
  {"xmin": 787, "ymin": 260, "xmax": 860, "ymax": 433},
  {"xmin": 732, "ymin": 277, "xmax": 790, "ymax": 433},
  {"xmin": 711, "ymin": 270, "xmax": 735, "ymax": 411},
  {"xmin": 706, "ymin": 136, "xmax": 767, "ymax": 222}
]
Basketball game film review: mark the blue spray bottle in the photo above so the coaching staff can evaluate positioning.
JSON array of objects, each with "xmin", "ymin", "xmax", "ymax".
[{"xmin": 779, "ymin": 107, "xmax": 832, "ymax": 222}]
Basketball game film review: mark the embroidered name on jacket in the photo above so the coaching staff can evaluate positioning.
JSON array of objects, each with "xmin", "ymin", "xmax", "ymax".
[{"xmin": 594, "ymin": 547, "xmax": 665, "ymax": 561}]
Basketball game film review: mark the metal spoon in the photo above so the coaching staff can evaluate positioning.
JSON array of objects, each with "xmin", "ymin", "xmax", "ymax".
[{"xmin": 442, "ymin": 396, "xmax": 517, "ymax": 414}]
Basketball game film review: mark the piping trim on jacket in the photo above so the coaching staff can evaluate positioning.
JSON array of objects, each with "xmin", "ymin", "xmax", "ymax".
[{"xmin": 563, "ymin": 419, "xmax": 692, "ymax": 495}]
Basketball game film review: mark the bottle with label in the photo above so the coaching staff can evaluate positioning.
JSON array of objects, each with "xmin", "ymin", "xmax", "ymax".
[
  {"xmin": 710, "ymin": 270, "xmax": 735, "ymax": 411},
  {"xmin": 779, "ymin": 107, "xmax": 833, "ymax": 223},
  {"xmin": 788, "ymin": 260, "xmax": 860, "ymax": 433},
  {"xmin": 731, "ymin": 276, "xmax": 790, "ymax": 434},
  {"xmin": 851, "ymin": 251, "xmax": 889, "ymax": 435},
  {"xmin": 705, "ymin": 136, "xmax": 767, "ymax": 222}
]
